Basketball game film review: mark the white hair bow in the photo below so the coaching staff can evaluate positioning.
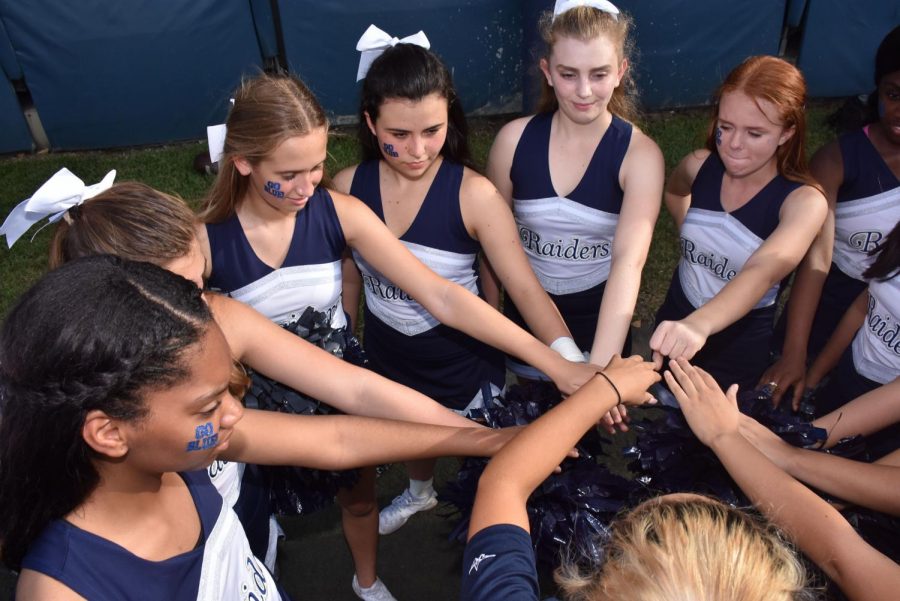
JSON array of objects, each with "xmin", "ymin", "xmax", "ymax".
[
  {"xmin": 207, "ymin": 98, "xmax": 235, "ymax": 164},
  {"xmin": 553, "ymin": 0, "xmax": 619, "ymax": 20},
  {"xmin": 356, "ymin": 24, "xmax": 431, "ymax": 82},
  {"xmin": 0, "ymin": 168, "xmax": 116, "ymax": 248}
]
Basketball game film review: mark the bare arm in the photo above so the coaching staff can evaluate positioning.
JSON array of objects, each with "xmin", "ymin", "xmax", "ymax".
[
  {"xmin": 468, "ymin": 356, "xmax": 660, "ymax": 537},
  {"xmin": 208, "ymin": 294, "xmax": 477, "ymax": 429},
  {"xmin": 662, "ymin": 150, "xmax": 707, "ymax": 229},
  {"xmin": 651, "ymin": 185, "xmax": 827, "ymax": 362},
  {"xmin": 668, "ymin": 359, "xmax": 900, "ymax": 601},
  {"xmin": 341, "ymin": 253, "xmax": 363, "ymax": 331},
  {"xmin": 806, "ymin": 290, "xmax": 868, "ymax": 389},
  {"xmin": 460, "ymin": 170, "xmax": 573, "ymax": 348},
  {"xmin": 16, "ymin": 571, "xmax": 87, "ymax": 600},
  {"xmin": 590, "ymin": 128, "xmax": 663, "ymax": 368},
  {"xmin": 740, "ymin": 414, "xmax": 900, "ymax": 515},
  {"xmin": 224, "ymin": 409, "xmax": 515, "ymax": 469},
  {"xmin": 333, "ymin": 191, "xmax": 599, "ymax": 395},
  {"xmin": 812, "ymin": 378, "xmax": 900, "ymax": 445},
  {"xmin": 761, "ymin": 141, "xmax": 841, "ymax": 407}
]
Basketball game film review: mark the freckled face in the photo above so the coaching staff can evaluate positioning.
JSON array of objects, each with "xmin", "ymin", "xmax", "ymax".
[
  {"xmin": 715, "ymin": 90, "xmax": 794, "ymax": 179},
  {"xmin": 540, "ymin": 34, "xmax": 626, "ymax": 125},
  {"xmin": 236, "ymin": 127, "xmax": 328, "ymax": 213},
  {"xmin": 121, "ymin": 324, "xmax": 244, "ymax": 474},
  {"xmin": 366, "ymin": 93, "xmax": 448, "ymax": 178}
]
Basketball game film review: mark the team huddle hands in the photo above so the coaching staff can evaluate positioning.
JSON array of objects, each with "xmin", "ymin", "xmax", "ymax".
[{"xmin": 1, "ymin": 0, "xmax": 898, "ymax": 599}]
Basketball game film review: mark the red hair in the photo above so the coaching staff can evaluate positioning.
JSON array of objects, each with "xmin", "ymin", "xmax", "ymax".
[{"xmin": 706, "ymin": 56, "xmax": 819, "ymax": 190}]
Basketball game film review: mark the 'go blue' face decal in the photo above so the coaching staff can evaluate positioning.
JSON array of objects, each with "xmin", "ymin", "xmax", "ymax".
[
  {"xmin": 264, "ymin": 180, "xmax": 285, "ymax": 198},
  {"xmin": 187, "ymin": 421, "xmax": 219, "ymax": 452},
  {"xmin": 715, "ymin": 127, "xmax": 723, "ymax": 146},
  {"xmin": 383, "ymin": 143, "xmax": 399, "ymax": 158}
]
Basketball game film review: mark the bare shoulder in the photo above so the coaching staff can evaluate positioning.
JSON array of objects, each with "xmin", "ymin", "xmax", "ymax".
[
  {"xmin": 331, "ymin": 164, "xmax": 359, "ymax": 195},
  {"xmin": 493, "ymin": 115, "xmax": 534, "ymax": 148},
  {"xmin": 194, "ymin": 223, "xmax": 212, "ymax": 278},
  {"xmin": 17, "ymin": 569, "xmax": 87, "ymax": 600},
  {"xmin": 461, "ymin": 167, "xmax": 505, "ymax": 202},
  {"xmin": 785, "ymin": 182, "xmax": 827, "ymax": 209},
  {"xmin": 809, "ymin": 138, "xmax": 842, "ymax": 171},
  {"xmin": 623, "ymin": 125, "xmax": 664, "ymax": 165},
  {"xmin": 780, "ymin": 183, "xmax": 828, "ymax": 224}
]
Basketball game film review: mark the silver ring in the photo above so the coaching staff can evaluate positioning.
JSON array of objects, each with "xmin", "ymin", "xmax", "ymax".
[{"xmin": 767, "ymin": 381, "xmax": 779, "ymax": 389}]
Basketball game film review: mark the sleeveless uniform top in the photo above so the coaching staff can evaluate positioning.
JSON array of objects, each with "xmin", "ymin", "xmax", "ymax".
[
  {"xmin": 677, "ymin": 153, "xmax": 802, "ymax": 309},
  {"xmin": 832, "ymin": 128, "xmax": 900, "ymax": 281},
  {"xmin": 852, "ymin": 274, "xmax": 900, "ymax": 384},
  {"xmin": 205, "ymin": 186, "xmax": 347, "ymax": 329},
  {"xmin": 21, "ymin": 471, "xmax": 285, "ymax": 601},
  {"xmin": 350, "ymin": 159, "xmax": 480, "ymax": 336},
  {"xmin": 509, "ymin": 111, "xmax": 631, "ymax": 295},
  {"xmin": 349, "ymin": 158, "xmax": 503, "ymax": 408}
]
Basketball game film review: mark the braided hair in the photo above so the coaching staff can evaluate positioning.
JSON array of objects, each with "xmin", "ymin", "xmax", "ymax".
[{"xmin": 0, "ymin": 255, "xmax": 212, "ymax": 569}]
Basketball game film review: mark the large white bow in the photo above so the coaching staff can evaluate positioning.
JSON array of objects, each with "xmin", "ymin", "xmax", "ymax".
[
  {"xmin": 553, "ymin": 0, "xmax": 619, "ymax": 20},
  {"xmin": 207, "ymin": 98, "xmax": 235, "ymax": 164},
  {"xmin": 356, "ymin": 24, "xmax": 431, "ymax": 82},
  {"xmin": 0, "ymin": 168, "xmax": 116, "ymax": 248}
]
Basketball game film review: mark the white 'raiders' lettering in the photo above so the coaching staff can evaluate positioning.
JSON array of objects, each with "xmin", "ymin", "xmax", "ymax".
[
  {"xmin": 852, "ymin": 275, "xmax": 900, "ymax": 384},
  {"xmin": 196, "ymin": 500, "xmax": 281, "ymax": 601},
  {"xmin": 833, "ymin": 186, "xmax": 900, "ymax": 280},
  {"xmin": 226, "ymin": 261, "xmax": 346, "ymax": 329},
  {"xmin": 678, "ymin": 208, "xmax": 779, "ymax": 309},
  {"xmin": 353, "ymin": 242, "xmax": 479, "ymax": 336},
  {"xmin": 679, "ymin": 238, "xmax": 738, "ymax": 281},
  {"xmin": 513, "ymin": 195, "xmax": 618, "ymax": 294}
]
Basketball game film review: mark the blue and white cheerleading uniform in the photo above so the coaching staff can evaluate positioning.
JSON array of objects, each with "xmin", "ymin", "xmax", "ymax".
[
  {"xmin": 505, "ymin": 112, "xmax": 633, "ymax": 366},
  {"xmin": 21, "ymin": 471, "xmax": 288, "ymax": 601},
  {"xmin": 203, "ymin": 186, "xmax": 349, "ymax": 562},
  {"xmin": 817, "ymin": 273, "xmax": 900, "ymax": 415},
  {"xmin": 206, "ymin": 186, "xmax": 348, "ymax": 329},
  {"xmin": 461, "ymin": 524, "xmax": 539, "ymax": 601},
  {"xmin": 349, "ymin": 159, "xmax": 504, "ymax": 410},
  {"xmin": 805, "ymin": 128, "xmax": 900, "ymax": 356},
  {"xmin": 656, "ymin": 153, "xmax": 802, "ymax": 390}
]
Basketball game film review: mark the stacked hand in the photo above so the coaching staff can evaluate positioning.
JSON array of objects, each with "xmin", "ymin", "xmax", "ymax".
[
  {"xmin": 758, "ymin": 351, "xmax": 807, "ymax": 410},
  {"xmin": 601, "ymin": 354, "xmax": 661, "ymax": 407},
  {"xmin": 663, "ymin": 358, "xmax": 739, "ymax": 447},
  {"xmin": 649, "ymin": 318, "xmax": 709, "ymax": 368}
]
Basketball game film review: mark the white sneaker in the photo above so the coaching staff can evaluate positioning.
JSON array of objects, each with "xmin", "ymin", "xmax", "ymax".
[
  {"xmin": 352, "ymin": 575, "xmax": 398, "ymax": 601},
  {"xmin": 378, "ymin": 487, "xmax": 439, "ymax": 535}
]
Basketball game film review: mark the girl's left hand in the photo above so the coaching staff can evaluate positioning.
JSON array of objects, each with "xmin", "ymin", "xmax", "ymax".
[
  {"xmin": 664, "ymin": 358, "xmax": 739, "ymax": 447},
  {"xmin": 649, "ymin": 317, "xmax": 709, "ymax": 367},
  {"xmin": 599, "ymin": 404, "xmax": 629, "ymax": 434}
]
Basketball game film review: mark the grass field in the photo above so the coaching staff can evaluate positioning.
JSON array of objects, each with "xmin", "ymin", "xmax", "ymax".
[{"xmin": 0, "ymin": 103, "xmax": 840, "ymax": 319}]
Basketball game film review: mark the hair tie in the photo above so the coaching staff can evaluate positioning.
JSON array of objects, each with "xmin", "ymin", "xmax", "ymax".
[
  {"xmin": 0, "ymin": 168, "xmax": 116, "ymax": 248},
  {"xmin": 553, "ymin": 0, "xmax": 620, "ymax": 21},
  {"xmin": 596, "ymin": 371, "xmax": 622, "ymax": 406},
  {"xmin": 355, "ymin": 24, "xmax": 431, "ymax": 82}
]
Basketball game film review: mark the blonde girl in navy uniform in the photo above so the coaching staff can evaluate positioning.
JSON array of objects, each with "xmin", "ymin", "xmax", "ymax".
[
  {"xmin": 0, "ymin": 256, "xmax": 517, "ymax": 600},
  {"xmin": 762, "ymin": 25, "xmax": 900, "ymax": 409},
  {"xmin": 197, "ymin": 73, "xmax": 597, "ymax": 600},
  {"xmin": 333, "ymin": 29, "xmax": 593, "ymax": 538},
  {"xmin": 651, "ymin": 56, "xmax": 827, "ymax": 390},
  {"xmin": 487, "ymin": 0, "xmax": 663, "ymax": 424}
]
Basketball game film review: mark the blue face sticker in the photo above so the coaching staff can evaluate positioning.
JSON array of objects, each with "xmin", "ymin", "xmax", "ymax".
[
  {"xmin": 382, "ymin": 142, "xmax": 399, "ymax": 158},
  {"xmin": 186, "ymin": 421, "xmax": 219, "ymax": 452},
  {"xmin": 715, "ymin": 127, "xmax": 723, "ymax": 146},
  {"xmin": 264, "ymin": 180, "xmax": 285, "ymax": 199}
]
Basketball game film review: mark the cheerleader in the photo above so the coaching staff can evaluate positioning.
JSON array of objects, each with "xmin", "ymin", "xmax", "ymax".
[{"xmin": 651, "ymin": 56, "xmax": 827, "ymax": 390}]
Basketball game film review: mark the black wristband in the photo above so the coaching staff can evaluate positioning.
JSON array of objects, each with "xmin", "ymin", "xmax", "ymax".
[{"xmin": 597, "ymin": 371, "xmax": 622, "ymax": 406}]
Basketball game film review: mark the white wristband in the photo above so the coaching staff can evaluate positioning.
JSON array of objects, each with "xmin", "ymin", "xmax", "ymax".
[{"xmin": 550, "ymin": 336, "xmax": 585, "ymax": 363}]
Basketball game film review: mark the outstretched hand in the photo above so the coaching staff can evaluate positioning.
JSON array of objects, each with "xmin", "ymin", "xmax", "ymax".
[
  {"xmin": 551, "ymin": 359, "xmax": 602, "ymax": 396},
  {"xmin": 663, "ymin": 358, "xmax": 739, "ymax": 448},
  {"xmin": 649, "ymin": 318, "xmax": 708, "ymax": 368},
  {"xmin": 601, "ymin": 354, "xmax": 661, "ymax": 407},
  {"xmin": 758, "ymin": 353, "xmax": 807, "ymax": 410}
]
